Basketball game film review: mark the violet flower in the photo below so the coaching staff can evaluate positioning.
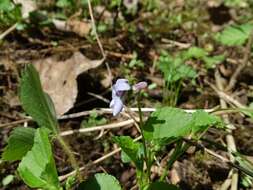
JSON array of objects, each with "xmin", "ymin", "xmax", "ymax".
[
  {"xmin": 110, "ymin": 79, "xmax": 147, "ymax": 116},
  {"xmin": 110, "ymin": 79, "xmax": 131, "ymax": 116},
  {"xmin": 132, "ymin": 81, "xmax": 148, "ymax": 92}
]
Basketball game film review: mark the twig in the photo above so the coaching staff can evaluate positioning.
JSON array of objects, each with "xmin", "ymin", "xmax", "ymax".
[
  {"xmin": 205, "ymin": 80, "xmax": 246, "ymax": 109},
  {"xmin": 60, "ymin": 119, "xmax": 135, "ymax": 136},
  {"xmin": 161, "ymin": 38, "xmax": 191, "ymax": 49},
  {"xmin": 0, "ymin": 107, "xmax": 217, "ymax": 128},
  {"xmin": 0, "ymin": 23, "xmax": 18, "ymax": 40},
  {"xmin": 87, "ymin": 0, "xmax": 112, "ymax": 87},
  {"xmin": 0, "ymin": 118, "xmax": 30, "ymax": 128},
  {"xmin": 87, "ymin": 92, "xmax": 110, "ymax": 103},
  {"xmin": 226, "ymin": 29, "xmax": 253, "ymax": 91},
  {"xmin": 215, "ymin": 70, "xmax": 238, "ymax": 190},
  {"xmin": 59, "ymin": 136, "xmax": 142, "ymax": 181}
]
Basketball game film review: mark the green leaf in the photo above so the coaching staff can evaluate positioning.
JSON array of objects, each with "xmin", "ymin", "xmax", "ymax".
[
  {"xmin": 203, "ymin": 55, "xmax": 225, "ymax": 69},
  {"xmin": 113, "ymin": 136, "xmax": 143, "ymax": 170},
  {"xmin": 0, "ymin": 0, "xmax": 13, "ymax": 11},
  {"xmin": 56, "ymin": 0, "xmax": 73, "ymax": 8},
  {"xmin": 2, "ymin": 127, "xmax": 35, "ymax": 162},
  {"xmin": 20, "ymin": 64, "xmax": 58, "ymax": 133},
  {"xmin": 182, "ymin": 47, "xmax": 208, "ymax": 60},
  {"xmin": 77, "ymin": 173, "xmax": 122, "ymax": 190},
  {"xmin": 216, "ymin": 24, "xmax": 253, "ymax": 46},
  {"xmin": 147, "ymin": 182, "xmax": 179, "ymax": 190},
  {"xmin": 158, "ymin": 53, "xmax": 197, "ymax": 83},
  {"xmin": 191, "ymin": 110, "xmax": 223, "ymax": 134},
  {"xmin": 65, "ymin": 175, "xmax": 76, "ymax": 190},
  {"xmin": 224, "ymin": 0, "xmax": 248, "ymax": 7},
  {"xmin": 143, "ymin": 107, "xmax": 222, "ymax": 141},
  {"xmin": 121, "ymin": 151, "xmax": 131, "ymax": 163},
  {"xmin": 143, "ymin": 107, "xmax": 192, "ymax": 140},
  {"xmin": 17, "ymin": 128, "xmax": 60, "ymax": 190}
]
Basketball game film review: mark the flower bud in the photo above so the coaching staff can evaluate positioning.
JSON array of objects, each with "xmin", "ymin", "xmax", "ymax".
[{"xmin": 133, "ymin": 81, "xmax": 148, "ymax": 91}]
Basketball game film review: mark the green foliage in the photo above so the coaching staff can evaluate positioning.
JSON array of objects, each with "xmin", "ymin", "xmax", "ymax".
[
  {"xmin": 216, "ymin": 24, "xmax": 253, "ymax": 46},
  {"xmin": 78, "ymin": 173, "xmax": 122, "ymax": 190},
  {"xmin": 0, "ymin": 1, "xmax": 22, "ymax": 27},
  {"xmin": 81, "ymin": 111, "xmax": 107, "ymax": 128},
  {"xmin": 191, "ymin": 110, "xmax": 223, "ymax": 133},
  {"xmin": 110, "ymin": 0, "xmax": 122, "ymax": 8},
  {"xmin": 182, "ymin": 47, "xmax": 225, "ymax": 69},
  {"xmin": 157, "ymin": 51, "xmax": 197, "ymax": 106},
  {"xmin": 17, "ymin": 128, "xmax": 60, "ymax": 190},
  {"xmin": 129, "ymin": 52, "xmax": 144, "ymax": 69},
  {"xmin": 113, "ymin": 136, "xmax": 143, "ymax": 170},
  {"xmin": 56, "ymin": 0, "xmax": 74, "ymax": 8},
  {"xmin": 143, "ymin": 107, "xmax": 192, "ymax": 140},
  {"xmin": 182, "ymin": 46, "xmax": 208, "ymax": 60},
  {"xmin": 143, "ymin": 107, "xmax": 222, "ymax": 141},
  {"xmin": 147, "ymin": 182, "xmax": 179, "ymax": 190},
  {"xmin": 0, "ymin": 0, "xmax": 13, "ymax": 11},
  {"xmin": 2, "ymin": 127, "xmax": 35, "ymax": 162},
  {"xmin": 64, "ymin": 175, "xmax": 76, "ymax": 190},
  {"xmin": 158, "ymin": 52, "xmax": 197, "ymax": 83},
  {"xmin": 224, "ymin": 0, "xmax": 248, "ymax": 7},
  {"xmin": 202, "ymin": 55, "xmax": 225, "ymax": 69},
  {"xmin": 20, "ymin": 64, "xmax": 58, "ymax": 133}
]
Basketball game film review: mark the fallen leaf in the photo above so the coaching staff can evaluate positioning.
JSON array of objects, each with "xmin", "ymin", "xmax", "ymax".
[
  {"xmin": 33, "ymin": 52, "xmax": 103, "ymax": 116},
  {"xmin": 52, "ymin": 19, "xmax": 91, "ymax": 37}
]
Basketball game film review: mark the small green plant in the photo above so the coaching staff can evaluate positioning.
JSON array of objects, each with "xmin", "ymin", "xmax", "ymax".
[
  {"xmin": 81, "ymin": 110, "xmax": 107, "ymax": 128},
  {"xmin": 157, "ymin": 51, "xmax": 197, "ymax": 106},
  {"xmin": 215, "ymin": 23, "xmax": 253, "ymax": 46},
  {"xmin": 110, "ymin": 79, "xmax": 224, "ymax": 189},
  {"xmin": 157, "ymin": 47, "xmax": 224, "ymax": 106},
  {"xmin": 0, "ymin": 0, "xmax": 22, "ymax": 27}
]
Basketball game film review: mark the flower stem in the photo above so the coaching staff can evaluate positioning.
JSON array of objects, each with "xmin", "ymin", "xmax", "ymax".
[
  {"xmin": 56, "ymin": 135, "xmax": 82, "ymax": 182},
  {"xmin": 137, "ymin": 93, "xmax": 150, "ymax": 184}
]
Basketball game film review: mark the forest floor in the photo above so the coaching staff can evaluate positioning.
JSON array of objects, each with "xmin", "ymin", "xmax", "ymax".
[{"xmin": 1, "ymin": 0, "xmax": 253, "ymax": 189}]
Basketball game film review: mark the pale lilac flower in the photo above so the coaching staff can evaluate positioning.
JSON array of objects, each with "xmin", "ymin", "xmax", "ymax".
[
  {"xmin": 110, "ymin": 79, "xmax": 131, "ymax": 116},
  {"xmin": 132, "ymin": 81, "xmax": 148, "ymax": 92}
]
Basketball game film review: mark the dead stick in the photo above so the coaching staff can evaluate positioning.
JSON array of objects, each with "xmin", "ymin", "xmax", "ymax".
[
  {"xmin": 226, "ymin": 29, "xmax": 253, "ymax": 91},
  {"xmin": 87, "ymin": 0, "xmax": 112, "ymax": 87},
  {"xmin": 215, "ymin": 70, "xmax": 238, "ymax": 190}
]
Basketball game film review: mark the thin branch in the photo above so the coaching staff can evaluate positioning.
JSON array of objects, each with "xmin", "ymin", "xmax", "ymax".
[
  {"xmin": 215, "ymin": 70, "xmax": 238, "ymax": 190},
  {"xmin": 0, "ymin": 107, "xmax": 217, "ymax": 128},
  {"xmin": 0, "ymin": 23, "xmax": 18, "ymax": 40},
  {"xmin": 205, "ymin": 80, "xmax": 246, "ymax": 109},
  {"xmin": 87, "ymin": 0, "xmax": 112, "ymax": 87},
  {"xmin": 60, "ymin": 119, "xmax": 135, "ymax": 136},
  {"xmin": 226, "ymin": 29, "xmax": 253, "ymax": 91}
]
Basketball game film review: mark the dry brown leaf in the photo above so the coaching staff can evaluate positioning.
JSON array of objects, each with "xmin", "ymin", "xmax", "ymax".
[
  {"xmin": 52, "ymin": 19, "xmax": 91, "ymax": 37},
  {"xmin": 34, "ymin": 52, "xmax": 103, "ymax": 116}
]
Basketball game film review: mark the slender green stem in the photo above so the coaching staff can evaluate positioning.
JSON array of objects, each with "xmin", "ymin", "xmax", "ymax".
[
  {"xmin": 137, "ymin": 93, "xmax": 150, "ymax": 184},
  {"xmin": 56, "ymin": 135, "xmax": 81, "ymax": 182}
]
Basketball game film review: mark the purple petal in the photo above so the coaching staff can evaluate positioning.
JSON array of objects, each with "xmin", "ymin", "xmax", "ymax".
[
  {"xmin": 112, "ymin": 96, "xmax": 124, "ymax": 116},
  {"xmin": 109, "ymin": 99, "xmax": 114, "ymax": 108},
  {"xmin": 133, "ymin": 81, "xmax": 148, "ymax": 91},
  {"xmin": 112, "ymin": 87, "xmax": 117, "ymax": 99},
  {"xmin": 114, "ymin": 79, "xmax": 131, "ymax": 92}
]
